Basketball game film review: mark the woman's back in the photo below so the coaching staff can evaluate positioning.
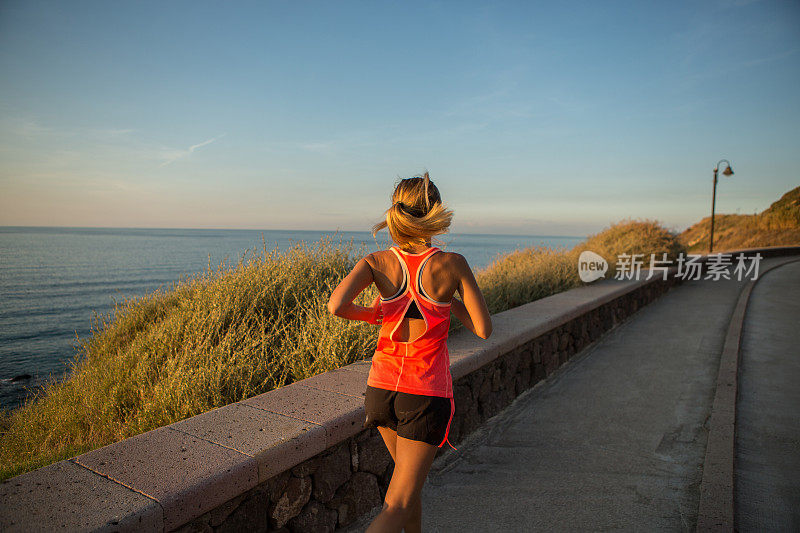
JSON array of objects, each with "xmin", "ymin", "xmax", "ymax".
[
  {"xmin": 366, "ymin": 245, "xmax": 455, "ymax": 398},
  {"xmin": 366, "ymin": 247, "xmax": 460, "ymax": 343}
]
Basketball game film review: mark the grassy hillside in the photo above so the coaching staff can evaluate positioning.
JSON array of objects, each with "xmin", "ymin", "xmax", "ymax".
[
  {"xmin": 477, "ymin": 217, "xmax": 685, "ymax": 313},
  {"xmin": 678, "ymin": 186, "xmax": 800, "ymax": 252},
  {"xmin": 0, "ymin": 220, "xmax": 684, "ymax": 480}
]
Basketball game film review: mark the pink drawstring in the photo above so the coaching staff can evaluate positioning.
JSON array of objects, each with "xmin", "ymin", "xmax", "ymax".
[{"xmin": 438, "ymin": 397, "xmax": 457, "ymax": 450}]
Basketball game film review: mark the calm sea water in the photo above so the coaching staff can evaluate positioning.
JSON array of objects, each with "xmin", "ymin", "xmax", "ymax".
[{"xmin": 0, "ymin": 226, "xmax": 584, "ymax": 409}]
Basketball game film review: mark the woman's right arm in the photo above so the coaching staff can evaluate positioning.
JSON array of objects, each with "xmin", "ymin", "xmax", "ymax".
[{"xmin": 451, "ymin": 254, "xmax": 492, "ymax": 339}]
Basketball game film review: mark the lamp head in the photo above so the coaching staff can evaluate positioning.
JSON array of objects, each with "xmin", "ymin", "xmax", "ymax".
[{"xmin": 722, "ymin": 165, "xmax": 734, "ymax": 176}]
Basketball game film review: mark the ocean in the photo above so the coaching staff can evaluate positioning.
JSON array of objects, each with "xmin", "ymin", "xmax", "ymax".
[{"xmin": 0, "ymin": 226, "xmax": 584, "ymax": 409}]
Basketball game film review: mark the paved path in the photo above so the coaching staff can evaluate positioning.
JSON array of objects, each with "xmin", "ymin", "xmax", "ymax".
[
  {"xmin": 342, "ymin": 256, "xmax": 799, "ymax": 532},
  {"xmin": 414, "ymin": 256, "xmax": 798, "ymax": 532},
  {"xmin": 735, "ymin": 260, "xmax": 800, "ymax": 531}
]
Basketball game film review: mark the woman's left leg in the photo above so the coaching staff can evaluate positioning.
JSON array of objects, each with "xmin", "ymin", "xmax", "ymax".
[
  {"xmin": 375, "ymin": 426, "xmax": 423, "ymax": 533},
  {"xmin": 365, "ymin": 435, "xmax": 437, "ymax": 533}
]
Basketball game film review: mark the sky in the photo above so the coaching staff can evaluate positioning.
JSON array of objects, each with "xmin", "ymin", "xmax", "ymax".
[{"xmin": 0, "ymin": 0, "xmax": 798, "ymax": 237}]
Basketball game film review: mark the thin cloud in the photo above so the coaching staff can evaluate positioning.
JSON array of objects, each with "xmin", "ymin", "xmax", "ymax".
[
  {"xmin": 741, "ymin": 48, "xmax": 798, "ymax": 68},
  {"xmin": 90, "ymin": 128, "xmax": 135, "ymax": 137},
  {"xmin": 0, "ymin": 117, "xmax": 54, "ymax": 138},
  {"xmin": 159, "ymin": 133, "xmax": 226, "ymax": 166}
]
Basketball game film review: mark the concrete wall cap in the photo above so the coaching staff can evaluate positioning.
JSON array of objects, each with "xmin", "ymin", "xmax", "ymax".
[
  {"xmin": 0, "ymin": 459, "xmax": 163, "ymax": 532},
  {"xmin": 74, "ymin": 425, "xmax": 258, "ymax": 531}
]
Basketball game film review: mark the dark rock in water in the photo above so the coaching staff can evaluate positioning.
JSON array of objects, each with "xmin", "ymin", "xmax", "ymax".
[{"xmin": 11, "ymin": 374, "xmax": 32, "ymax": 382}]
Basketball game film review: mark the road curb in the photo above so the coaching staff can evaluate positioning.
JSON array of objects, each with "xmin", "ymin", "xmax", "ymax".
[{"xmin": 695, "ymin": 256, "xmax": 800, "ymax": 532}]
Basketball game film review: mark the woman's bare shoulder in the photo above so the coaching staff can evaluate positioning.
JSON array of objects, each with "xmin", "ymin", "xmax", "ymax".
[
  {"xmin": 364, "ymin": 249, "xmax": 394, "ymax": 269},
  {"xmin": 433, "ymin": 250, "xmax": 470, "ymax": 273}
]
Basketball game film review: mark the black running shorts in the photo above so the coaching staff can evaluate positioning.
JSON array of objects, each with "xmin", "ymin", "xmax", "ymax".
[{"xmin": 363, "ymin": 385, "xmax": 453, "ymax": 446}]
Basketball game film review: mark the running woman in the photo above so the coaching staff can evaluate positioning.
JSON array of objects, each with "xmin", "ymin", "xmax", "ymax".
[{"xmin": 327, "ymin": 172, "xmax": 492, "ymax": 533}]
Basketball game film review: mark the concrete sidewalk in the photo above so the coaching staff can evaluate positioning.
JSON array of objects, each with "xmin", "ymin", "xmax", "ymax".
[
  {"xmin": 735, "ymin": 260, "xmax": 800, "ymax": 531},
  {"xmin": 410, "ymin": 256, "xmax": 797, "ymax": 532}
]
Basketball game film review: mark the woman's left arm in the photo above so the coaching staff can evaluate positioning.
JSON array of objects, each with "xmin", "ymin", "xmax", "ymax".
[{"xmin": 327, "ymin": 256, "xmax": 382, "ymax": 324}]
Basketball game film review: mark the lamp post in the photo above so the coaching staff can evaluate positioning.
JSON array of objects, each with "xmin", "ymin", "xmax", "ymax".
[{"xmin": 709, "ymin": 159, "xmax": 734, "ymax": 253}]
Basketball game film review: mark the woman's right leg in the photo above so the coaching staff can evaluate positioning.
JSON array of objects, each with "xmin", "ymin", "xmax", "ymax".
[{"xmin": 366, "ymin": 433, "xmax": 437, "ymax": 533}]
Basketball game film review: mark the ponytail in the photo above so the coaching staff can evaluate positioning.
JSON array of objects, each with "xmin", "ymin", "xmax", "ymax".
[{"xmin": 372, "ymin": 172, "xmax": 453, "ymax": 249}]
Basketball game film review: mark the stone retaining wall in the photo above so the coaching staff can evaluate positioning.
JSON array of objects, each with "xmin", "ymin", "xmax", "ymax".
[{"xmin": 4, "ymin": 247, "xmax": 796, "ymax": 533}]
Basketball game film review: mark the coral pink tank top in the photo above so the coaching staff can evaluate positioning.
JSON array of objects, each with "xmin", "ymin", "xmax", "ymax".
[{"xmin": 367, "ymin": 246, "xmax": 454, "ymax": 398}]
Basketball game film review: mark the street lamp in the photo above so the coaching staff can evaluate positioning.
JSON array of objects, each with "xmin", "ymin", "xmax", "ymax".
[{"xmin": 709, "ymin": 159, "xmax": 734, "ymax": 253}]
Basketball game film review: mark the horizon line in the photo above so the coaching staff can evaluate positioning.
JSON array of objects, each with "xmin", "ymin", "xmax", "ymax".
[{"xmin": 0, "ymin": 224, "xmax": 590, "ymax": 240}]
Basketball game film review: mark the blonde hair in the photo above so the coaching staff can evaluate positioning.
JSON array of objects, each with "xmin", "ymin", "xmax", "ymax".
[{"xmin": 372, "ymin": 172, "xmax": 454, "ymax": 250}]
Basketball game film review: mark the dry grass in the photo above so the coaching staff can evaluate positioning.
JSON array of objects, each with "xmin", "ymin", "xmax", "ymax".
[
  {"xmin": 475, "ymin": 217, "xmax": 686, "ymax": 313},
  {"xmin": 0, "ymin": 219, "xmax": 685, "ymax": 480},
  {"xmin": 678, "ymin": 186, "xmax": 800, "ymax": 252}
]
